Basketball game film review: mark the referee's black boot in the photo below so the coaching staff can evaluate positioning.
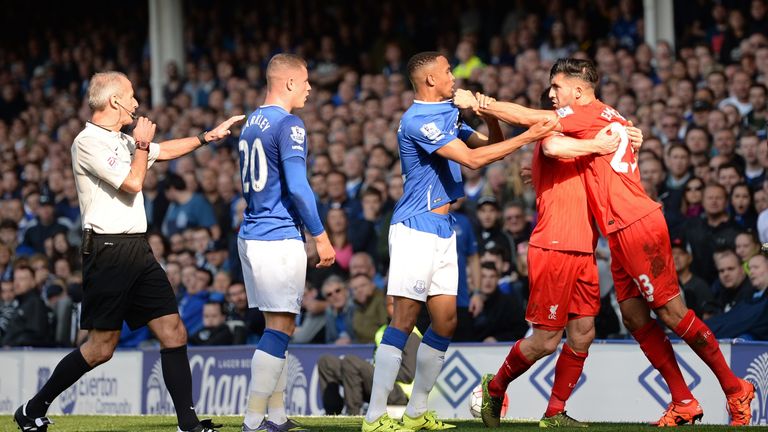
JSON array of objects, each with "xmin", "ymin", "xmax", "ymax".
[
  {"xmin": 179, "ymin": 418, "xmax": 222, "ymax": 432},
  {"xmin": 13, "ymin": 403, "xmax": 53, "ymax": 432}
]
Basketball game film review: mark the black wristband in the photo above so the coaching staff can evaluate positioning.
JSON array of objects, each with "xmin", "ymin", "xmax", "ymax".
[{"xmin": 197, "ymin": 131, "xmax": 209, "ymax": 146}]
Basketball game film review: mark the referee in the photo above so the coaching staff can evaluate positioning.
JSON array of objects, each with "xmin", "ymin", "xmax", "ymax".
[{"xmin": 14, "ymin": 71, "xmax": 243, "ymax": 432}]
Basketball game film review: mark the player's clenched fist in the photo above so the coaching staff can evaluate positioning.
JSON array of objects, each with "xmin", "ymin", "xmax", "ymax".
[{"xmin": 453, "ymin": 89, "xmax": 478, "ymax": 110}]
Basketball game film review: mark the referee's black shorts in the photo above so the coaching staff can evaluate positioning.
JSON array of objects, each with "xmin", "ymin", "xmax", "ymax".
[{"xmin": 81, "ymin": 233, "xmax": 178, "ymax": 331}]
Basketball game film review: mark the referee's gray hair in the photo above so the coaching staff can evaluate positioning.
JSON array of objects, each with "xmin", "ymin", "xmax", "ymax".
[{"xmin": 87, "ymin": 71, "xmax": 128, "ymax": 111}]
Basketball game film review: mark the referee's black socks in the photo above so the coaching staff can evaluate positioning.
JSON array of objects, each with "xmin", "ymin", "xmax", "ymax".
[
  {"xmin": 161, "ymin": 345, "xmax": 199, "ymax": 431},
  {"xmin": 28, "ymin": 349, "xmax": 93, "ymax": 417}
]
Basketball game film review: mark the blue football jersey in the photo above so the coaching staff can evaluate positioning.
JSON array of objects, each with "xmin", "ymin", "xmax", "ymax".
[
  {"xmin": 391, "ymin": 100, "xmax": 475, "ymax": 228},
  {"xmin": 237, "ymin": 105, "xmax": 309, "ymax": 241}
]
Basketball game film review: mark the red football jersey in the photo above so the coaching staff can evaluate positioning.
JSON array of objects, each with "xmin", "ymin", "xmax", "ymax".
[
  {"xmin": 529, "ymin": 140, "xmax": 596, "ymax": 253},
  {"xmin": 556, "ymin": 100, "xmax": 661, "ymax": 234}
]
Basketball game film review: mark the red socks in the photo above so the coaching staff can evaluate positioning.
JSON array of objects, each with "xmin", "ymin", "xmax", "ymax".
[
  {"xmin": 632, "ymin": 320, "xmax": 694, "ymax": 402},
  {"xmin": 489, "ymin": 340, "xmax": 534, "ymax": 398},
  {"xmin": 545, "ymin": 344, "xmax": 587, "ymax": 417},
  {"xmin": 674, "ymin": 310, "xmax": 741, "ymax": 395}
]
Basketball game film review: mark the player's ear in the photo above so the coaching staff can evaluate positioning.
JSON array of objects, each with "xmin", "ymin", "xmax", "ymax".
[
  {"xmin": 286, "ymin": 77, "xmax": 294, "ymax": 92},
  {"xmin": 425, "ymin": 73, "xmax": 436, "ymax": 87}
]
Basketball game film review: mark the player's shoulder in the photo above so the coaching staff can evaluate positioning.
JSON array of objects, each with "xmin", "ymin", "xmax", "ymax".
[{"xmin": 402, "ymin": 101, "xmax": 456, "ymax": 132}]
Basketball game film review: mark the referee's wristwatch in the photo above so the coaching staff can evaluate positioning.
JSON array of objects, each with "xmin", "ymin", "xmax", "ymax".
[{"xmin": 197, "ymin": 131, "xmax": 211, "ymax": 146}]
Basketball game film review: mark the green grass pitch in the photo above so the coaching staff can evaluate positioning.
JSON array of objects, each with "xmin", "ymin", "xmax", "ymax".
[{"xmin": 0, "ymin": 415, "xmax": 746, "ymax": 431}]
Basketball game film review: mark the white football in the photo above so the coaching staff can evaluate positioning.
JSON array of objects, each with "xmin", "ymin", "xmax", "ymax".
[
  {"xmin": 468, "ymin": 384, "xmax": 484, "ymax": 418},
  {"xmin": 468, "ymin": 384, "xmax": 509, "ymax": 419}
]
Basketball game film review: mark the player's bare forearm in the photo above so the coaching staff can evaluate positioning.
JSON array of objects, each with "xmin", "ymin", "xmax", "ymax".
[
  {"xmin": 463, "ymin": 134, "xmax": 532, "ymax": 169},
  {"xmin": 542, "ymin": 123, "xmax": 620, "ymax": 159},
  {"xmin": 542, "ymin": 135, "xmax": 603, "ymax": 159},
  {"xmin": 480, "ymin": 101, "xmax": 557, "ymax": 128},
  {"xmin": 437, "ymin": 119, "xmax": 555, "ymax": 169},
  {"xmin": 485, "ymin": 117, "xmax": 504, "ymax": 145},
  {"xmin": 465, "ymin": 119, "xmax": 503, "ymax": 148}
]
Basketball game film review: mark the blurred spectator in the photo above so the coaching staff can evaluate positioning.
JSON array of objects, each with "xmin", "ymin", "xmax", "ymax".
[
  {"xmin": 2, "ymin": 265, "xmax": 53, "ymax": 346},
  {"xmin": 349, "ymin": 274, "xmax": 387, "ymax": 343},
  {"xmin": 709, "ymin": 249, "xmax": 755, "ymax": 316},
  {"xmin": 472, "ymin": 261, "xmax": 527, "ymax": 342},
  {"xmin": 680, "ymin": 177, "xmax": 705, "ymax": 219},
  {"xmin": 317, "ymin": 295, "xmax": 418, "ymax": 415},
  {"xmin": 734, "ymin": 230, "xmax": 761, "ymax": 270},
  {"xmin": 161, "ymin": 173, "xmax": 217, "ymax": 239},
  {"xmin": 739, "ymin": 132, "xmax": 765, "ymax": 189},
  {"xmin": 501, "ymin": 201, "xmax": 533, "ymax": 251},
  {"xmin": 319, "ymin": 171, "xmax": 362, "ymax": 222},
  {"xmin": 671, "ymin": 237, "xmax": 713, "ymax": 318},
  {"xmin": 475, "ymin": 196, "xmax": 513, "ymax": 259},
  {"xmin": 0, "ymin": 243, "xmax": 13, "ymax": 282},
  {"xmin": 225, "ymin": 282, "xmax": 264, "ymax": 341},
  {"xmin": 0, "ymin": 280, "xmax": 15, "ymax": 339},
  {"xmin": 684, "ymin": 183, "xmax": 742, "ymax": 284},
  {"xmin": 178, "ymin": 266, "xmax": 211, "ymax": 335},
  {"xmin": 745, "ymin": 84, "xmax": 767, "ymax": 132},
  {"xmin": 22, "ymin": 195, "xmax": 67, "ymax": 255},
  {"xmin": 325, "ymin": 207, "xmax": 355, "ymax": 273},
  {"xmin": 450, "ymin": 199, "xmax": 481, "ymax": 342},
  {"xmin": 321, "ymin": 276, "xmax": 354, "ymax": 345},
  {"xmin": 453, "ymin": 40, "xmax": 484, "ymax": 79},
  {"xmin": 729, "ymin": 183, "xmax": 758, "ymax": 231},
  {"xmin": 706, "ymin": 252, "xmax": 768, "ymax": 340},
  {"xmin": 45, "ymin": 279, "xmax": 73, "ymax": 347},
  {"xmin": 719, "ymin": 70, "xmax": 752, "ymax": 116},
  {"xmin": 143, "ymin": 167, "xmax": 170, "ymax": 232},
  {"xmin": 480, "ymin": 246, "xmax": 517, "ymax": 299},
  {"xmin": 293, "ymin": 282, "xmax": 328, "ymax": 344},
  {"xmin": 190, "ymin": 302, "xmax": 234, "ymax": 346},
  {"xmin": 348, "ymin": 251, "xmax": 385, "ymax": 290}
]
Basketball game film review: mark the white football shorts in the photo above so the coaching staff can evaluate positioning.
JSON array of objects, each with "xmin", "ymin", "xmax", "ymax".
[
  {"xmin": 387, "ymin": 222, "xmax": 458, "ymax": 302},
  {"xmin": 238, "ymin": 237, "xmax": 306, "ymax": 314}
]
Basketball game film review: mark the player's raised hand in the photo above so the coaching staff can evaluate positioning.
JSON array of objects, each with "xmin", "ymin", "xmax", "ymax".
[
  {"xmin": 205, "ymin": 115, "xmax": 246, "ymax": 142},
  {"xmin": 453, "ymin": 89, "xmax": 478, "ymax": 110},
  {"xmin": 524, "ymin": 118, "xmax": 558, "ymax": 142},
  {"xmin": 626, "ymin": 120, "xmax": 644, "ymax": 151},
  {"xmin": 593, "ymin": 123, "xmax": 621, "ymax": 155},
  {"xmin": 132, "ymin": 116, "xmax": 156, "ymax": 144},
  {"xmin": 314, "ymin": 232, "xmax": 336, "ymax": 268}
]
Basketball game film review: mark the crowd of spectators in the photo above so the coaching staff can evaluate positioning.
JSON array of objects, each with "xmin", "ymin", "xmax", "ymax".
[{"xmin": 0, "ymin": 0, "xmax": 767, "ymax": 348}]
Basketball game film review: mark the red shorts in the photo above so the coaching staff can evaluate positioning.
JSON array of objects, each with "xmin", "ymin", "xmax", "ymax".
[
  {"xmin": 608, "ymin": 210, "xmax": 681, "ymax": 309},
  {"xmin": 526, "ymin": 246, "xmax": 600, "ymax": 330}
]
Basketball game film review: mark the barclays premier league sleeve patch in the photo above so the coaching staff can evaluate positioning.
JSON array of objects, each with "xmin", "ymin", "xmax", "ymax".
[
  {"xmin": 290, "ymin": 126, "xmax": 305, "ymax": 144},
  {"xmin": 556, "ymin": 106, "xmax": 574, "ymax": 118},
  {"xmin": 290, "ymin": 125, "xmax": 305, "ymax": 151},
  {"xmin": 420, "ymin": 122, "xmax": 445, "ymax": 143}
]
